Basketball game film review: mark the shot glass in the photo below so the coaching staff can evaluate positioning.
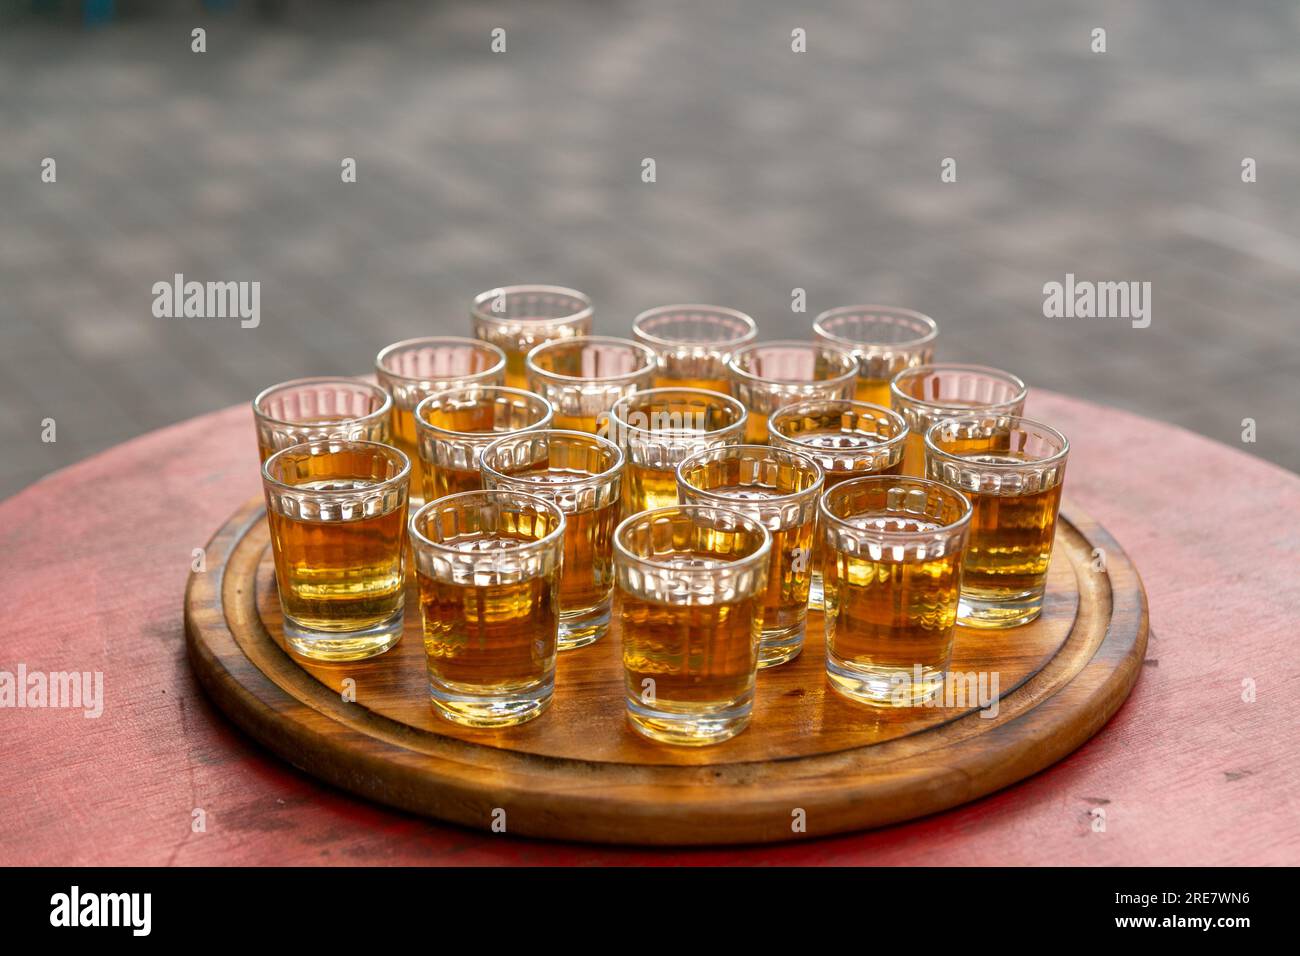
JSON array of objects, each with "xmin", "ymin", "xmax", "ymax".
[
  {"xmin": 608, "ymin": 387, "xmax": 748, "ymax": 513},
  {"xmin": 410, "ymin": 490, "xmax": 565, "ymax": 727},
  {"xmin": 480, "ymin": 429, "xmax": 624, "ymax": 650},
  {"xmin": 525, "ymin": 335, "xmax": 657, "ymax": 433},
  {"xmin": 726, "ymin": 340, "xmax": 858, "ymax": 443},
  {"xmin": 813, "ymin": 305, "xmax": 938, "ymax": 407},
  {"xmin": 677, "ymin": 445, "xmax": 823, "ymax": 667},
  {"xmin": 631, "ymin": 304, "xmax": 758, "ymax": 392},
  {"xmin": 252, "ymin": 377, "xmax": 392, "ymax": 463},
  {"xmin": 470, "ymin": 285, "xmax": 594, "ymax": 389},
  {"xmin": 925, "ymin": 415, "xmax": 1069, "ymax": 628},
  {"xmin": 890, "ymin": 364, "xmax": 1027, "ymax": 477},
  {"xmin": 414, "ymin": 386, "xmax": 553, "ymax": 502},
  {"xmin": 262, "ymin": 440, "xmax": 410, "ymax": 662},
  {"xmin": 375, "ymin": 336, "xmax": 507, "ymax": 504},
  {"xmin": 615, "ymin": 504, "xmax": 771, "ymax": 745},
  {"xmin": 820, "ymin": 475, "xmax": 971, "ymax": 707},
  {"xmin": 768, "ymin": 399, "xmax": 908, "ymax": 610}
]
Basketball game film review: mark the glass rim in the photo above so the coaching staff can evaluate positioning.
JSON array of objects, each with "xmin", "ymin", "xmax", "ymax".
[
  {"xmin": 812, "ymin": 305, "xmax": 938, "ymax": 350},
  {"xmin": 479, "ymin": 428, "xmax": 625, "ymax": 488},
  {"xmin": 630, "ymin": 304, "xmax": 758, "ymax": 348},
  {"xmin": 374, "ymin": 335, "xmax": 508, "ymax": 385},
  {"xmin": 252, "ymin": 376, "xmax": 392, "ymax": 428},
  {"xmin": 524, "ymin": 335, "xmax": 657, "ymax": 385},
  {"xmin": 726, "ymin": 339, "xmax": 859, "ymax": 388},
  {"xmin": 261, "ymin": 438, "xmax": 411, "ymax": 495},
  {"xmin": 889, "ymin": 362, "xmax": 1028, "ymax": 412},
  {"xmin": 613, "ymin": 503, "xmax": 773, "ymax": 575},
  {"xmin": 608, "ymin": 386, "xmax": 748, "ymax": 440},
  {"xmin": 676, "ymin": 443, "xmax": 825, "ymax": 506},
  {"xmin": 818, "ymin": 474, "xmax": 973, "ymax": 538},
  {"xmin": 413, "ymin": 385, "xmax": 554, "ymax": 440},
  {"xmin": 470, "ymin": 284, "xmax": 594, "ymax": 328},
  {"xmin": 923, "ymin": 415, "xmax": 1070, "ymax": 470},
  {"xmin": 407, "ymin": 489, "xmax": 567, "ymax": 557},
  {"xmin": 767, "ymin": 398, "xmax": 909, "ymax": 454}
]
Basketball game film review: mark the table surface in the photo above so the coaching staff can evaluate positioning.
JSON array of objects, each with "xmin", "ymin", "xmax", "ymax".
[{"xmin": 2, "ymin": 391, "xmax": 1297, "ymax": 866}]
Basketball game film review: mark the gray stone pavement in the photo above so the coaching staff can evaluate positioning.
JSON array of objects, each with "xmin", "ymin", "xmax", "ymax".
[{"xmin": 1, "ymin": 0, "xmax": 1297, "ymax": 498}]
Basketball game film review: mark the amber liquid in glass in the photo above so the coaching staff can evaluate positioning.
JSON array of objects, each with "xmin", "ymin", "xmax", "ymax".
[
  {"xmin": 854, "ymin": 378, "xmax": 892, "ymax": 408},
  {"xmin": 423, "ymin": 463, "xmax": 482, "ymax": 502},
  {"xmin": 419, "ymin": 403, "xmax": 494, "ymax": 503},
  {"xmin": 653, "ymin": 375, "xmax": 731, "ymax": 394},
  {"xmin": 899, "ymin": 398, "xmax": 987, "ymax": 476},
  {"xmin": 389, "ymin": 407, "xmax": 427, "ymax": 499},
  {"xmin": 779, "ymin": 430, "xmax": 903, "ymax": 610},
  {"xmin": 257, "ymin": 415, "xmax": 358, "ymax": 463},
  {"xmin": 961, "ymin": 457, "xmax": 1063, "ymax": 602},
  {"xmin": 502, "ymin": 350, "xmax": 529, "ymax": 391},
  {"xmin": 702, "ymin": 485, "xmax": 812, "ymax": 664},
  {"xmin": 502, "ymin": 466, "xmax": 619, "ymax": 637},
  {"xmin": 417, "ymin": 533, "xmax": 557, "ymax": 694},
  {"xmin": 551, "ymin": 412, "xmax": 599, "ymax": 433},
  {"xmin": 623, "ymin": 462, "xmax": 681, "ymax": 514},
  {"xmin": 267, "ymin": 486, "xmax": 406, "ymax": 638},
  {"xmin": 621, "ymin": 584, "xmax": 761, "ymax": 710},
  {"xmin": 824, "ymin": 515, "xmax": 962, "ymax": 705}
]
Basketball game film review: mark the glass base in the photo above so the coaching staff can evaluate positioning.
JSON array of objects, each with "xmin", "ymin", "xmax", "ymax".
[
  {"xmin": 826, "ymin": 654, "xmax": 946, "ymax": 708},
  {"xmin": 758, "ymin": 622, "xmax": 805, "ymax": 668},
  {"xmin": 283, "ymin": 608, "xmax": 403, "ymax": 662},
  {"xmin": 958, "ymin": 586, "xmax": 1045, "ymax": 629},
  {"xmin": 429, "ymin": 676, "xmax": 554, "ymax": 728},
  {"xmin": 559, "ymin": 596, "xmax": 611, "ymax": 651},
  {"xmin": 626, "ymin": 694, "xmax": 753, "ymax": 746}
]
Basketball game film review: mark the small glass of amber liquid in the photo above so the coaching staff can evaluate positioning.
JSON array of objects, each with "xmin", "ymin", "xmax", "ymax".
[
  {"xmin": 813, "ymin": 306, "xmax": 938, "ymax": 407},
  {"xmin": 374, "ymin": 336, "xmax": 507, "ymax": 504},
  {"xmin": 890, "ymin": 364, "xmax": 1027, "ymax": 477},
  {"xmin": 262, "ymin": 440, "xmax": 410, "ymax": 662},
  {"xmin": 481, "ymin": 429, "xmax": 624, "ymax": 650},
  {"xmin": 608, "ymin": 387, "xmax": 748, "ymax": 513},
  {"xmin": 768, "ymin": 399, "xmax": 908, "ymax": 611},
  {"xmin": 409, "ymin": 490, "xmax": 565, "ymax": 728},
  {"xmin": 726, "ymin": 341, "xmax": 858, "ymax": 443},
  {"xmin": 470, "ymin": 285, "xmax": 593, "ymax": 389},
  {"xmin": 253, "ymin": 377, "xmax": 392, "ymax": 463},
  {"xmin": 615, "ymin": 504, "xmax": 771, "ymax": 745},
  {"xmin": 413, "ymin": 386, "xmax": 553, "ymax": 502},
  {"xmin": 821, "ymin": 475, "xmax": 971, "ymax": 707},
  {"xmin": 525, "ymin": 335, "xmax": 657, "ymax": 433},
  {"xmin": 676, "ymin": 445, "xmax": 823, "ymax": 667},
  {"xmin": 925, "ymin": 415, "xmax": 1069, "ymax": 628},
  {"xmin": 631, "ymin": 304, "xmax": 757, "ymax": 392}
]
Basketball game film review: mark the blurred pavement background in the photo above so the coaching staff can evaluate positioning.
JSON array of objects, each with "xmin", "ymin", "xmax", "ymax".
[{"xmin": 1, "ymin": 0, "xmax": 1297, "ymax": 497}]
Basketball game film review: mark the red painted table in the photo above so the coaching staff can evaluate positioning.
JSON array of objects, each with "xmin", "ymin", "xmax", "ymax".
[{"xmin": 2, "ymin": 392, "xmax": 1296, "ymax": 865}]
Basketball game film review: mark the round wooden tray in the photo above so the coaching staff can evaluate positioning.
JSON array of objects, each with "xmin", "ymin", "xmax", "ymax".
[{"xmin": 185, "ymin": 495, "xmax": 1147, "ymax": 845}]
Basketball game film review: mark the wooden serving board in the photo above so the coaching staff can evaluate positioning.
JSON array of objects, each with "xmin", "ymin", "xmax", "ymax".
[{"xmin": 185, "ymin": 496, "xmax": 1147, "ymax": 845}]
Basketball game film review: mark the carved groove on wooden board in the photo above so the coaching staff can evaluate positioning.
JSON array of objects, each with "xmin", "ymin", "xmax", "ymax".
[{"xmin": 185, "ymin": 495, "xmax": 1147, "ymax": 845}]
